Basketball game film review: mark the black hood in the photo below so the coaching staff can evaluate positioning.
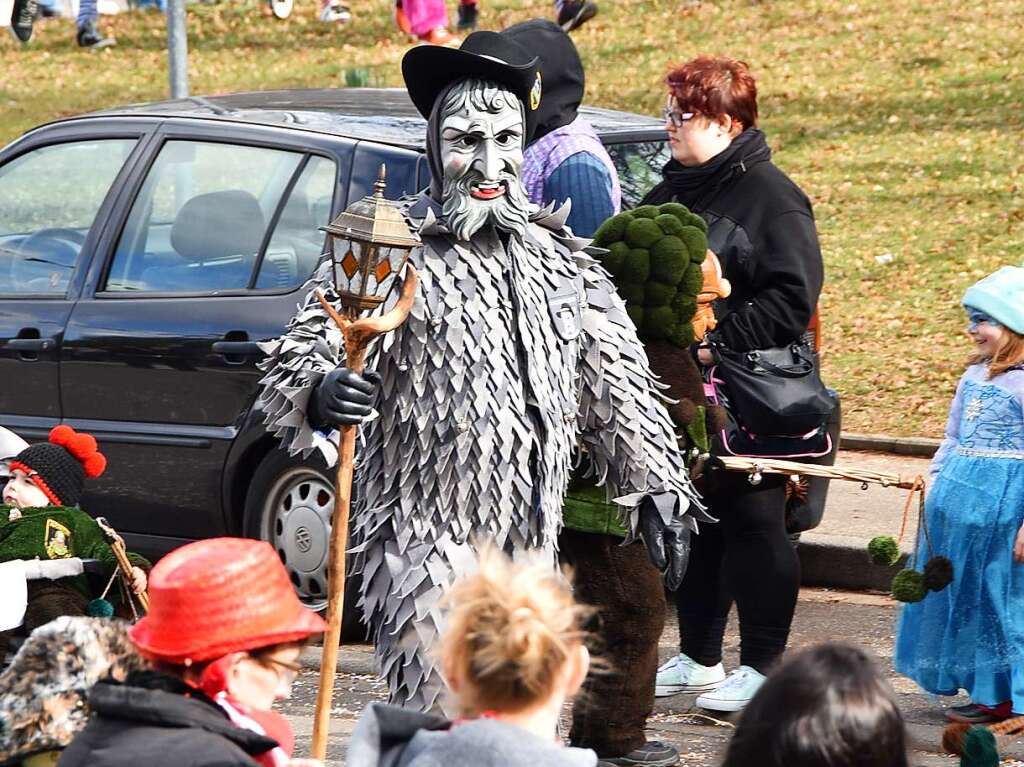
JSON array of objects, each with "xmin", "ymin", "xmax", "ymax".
[
  {"xmin": 502, "ymin": 19, "xmax": 584, "ymax": 140},
  {"xmin": 87, "ymin": 672, "xmax": 279, "ymax": 756}
]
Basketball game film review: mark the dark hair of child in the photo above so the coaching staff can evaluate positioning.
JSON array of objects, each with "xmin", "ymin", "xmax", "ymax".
[{"xmin": 720, "ymin": 643, "xmax": 909, "ymax": 767}]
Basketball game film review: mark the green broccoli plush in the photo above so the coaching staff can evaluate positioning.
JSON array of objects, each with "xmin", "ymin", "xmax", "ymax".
[
  {"xmin": 593, "ymin": 202, "xmax": 709, "ymax": 350},
  {"xmin": 592, "ymin": 203, "xmax": 726, "ymax": 467}
]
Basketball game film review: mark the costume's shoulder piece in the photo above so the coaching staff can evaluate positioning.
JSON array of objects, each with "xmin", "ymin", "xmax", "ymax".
[{"xmin": 528, "ymin": 201, "xmax": 592, "ymax": 255}]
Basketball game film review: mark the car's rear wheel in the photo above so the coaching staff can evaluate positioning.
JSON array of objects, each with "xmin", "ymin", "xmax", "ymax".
[{"xmin": 243, "ymin": 448, "xmax": 367, "ymax": 641}]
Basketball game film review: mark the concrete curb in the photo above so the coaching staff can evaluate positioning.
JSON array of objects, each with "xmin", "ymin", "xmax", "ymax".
[
  {"xmin": 798, "ymin": 533, "xmax": 908, "ymax": 592},
  {"xmin": 840, "ymin": 432, "xmax": 940, "ymax": 458}
]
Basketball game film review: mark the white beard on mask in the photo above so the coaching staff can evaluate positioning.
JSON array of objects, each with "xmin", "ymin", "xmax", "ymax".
[{"xmin": 441, "ymin": 169, "xmax": 532, "ymax": 241}]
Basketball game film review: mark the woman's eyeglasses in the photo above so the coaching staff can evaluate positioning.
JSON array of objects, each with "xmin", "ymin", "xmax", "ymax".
[
  {"xmin": 257, "ymin": 655, "xmax": 303, "ymax": 685},
  {"xmin": 663, "ymin": 108, "xmax": 697, "ymax": 128}
]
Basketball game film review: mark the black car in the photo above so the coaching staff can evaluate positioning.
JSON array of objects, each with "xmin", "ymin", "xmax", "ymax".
[{"xmin": 0, "ymin": 88, "xmax": 672, "ymax": 611}]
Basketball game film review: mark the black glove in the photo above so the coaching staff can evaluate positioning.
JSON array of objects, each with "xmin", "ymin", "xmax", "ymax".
[
  {"xmin": 638, "ymin": 498, "xmax": 691, "ymax": 591},
  {"xmin": 308, "ymin": 367, "xmax": 380, "ymax": 428}
]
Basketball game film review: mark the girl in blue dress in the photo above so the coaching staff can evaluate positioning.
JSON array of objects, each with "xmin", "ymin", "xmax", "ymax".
[{"xmin": 895, "ymin": 265, "xmax": 1024, "ymax": 724}]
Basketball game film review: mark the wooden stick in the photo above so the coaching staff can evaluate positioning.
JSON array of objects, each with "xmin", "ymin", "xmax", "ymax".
[
  {"xmin": 95, "ymin": 517, "xmax": 149, "ymax": 613},
  {"xmin": 715, "ymin": 455, "xmax": 923, "ymax": 491},
  {"xmin": 310, "ymin": 268, "xmax": 418, "ymax": 762}
]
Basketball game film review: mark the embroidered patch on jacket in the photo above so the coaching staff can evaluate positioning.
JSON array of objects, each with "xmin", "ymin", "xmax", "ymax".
[
  {"xmin": 530, "ymin": 73, "xmax": 542, "ymax": 111},
  {"xmin": 44, "ymin": 518, "xmax": 72, "ymax": 559}
]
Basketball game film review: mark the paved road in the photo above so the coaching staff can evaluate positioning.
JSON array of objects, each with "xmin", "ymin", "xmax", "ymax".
[{"xmin": 280, "ymin": 587, "xmax": 1024, "ymax": 766}]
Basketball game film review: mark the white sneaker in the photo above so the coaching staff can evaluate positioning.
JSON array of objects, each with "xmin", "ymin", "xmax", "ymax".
[
  {"xmin": 695, "ymin": 665, "xmax": 766, "ymax": 712},
  {"xmin": 655, "ymin": 653, "xmax": 726, "ymax": 697},
  {"xmin": 318, "ymin": 1, "xmax": 351, "ymax": 22}
]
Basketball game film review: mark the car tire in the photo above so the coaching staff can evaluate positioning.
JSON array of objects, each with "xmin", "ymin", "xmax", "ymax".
[{"xmin": 243, "ymin": 448, "xmax": 368, "ymax": 642}]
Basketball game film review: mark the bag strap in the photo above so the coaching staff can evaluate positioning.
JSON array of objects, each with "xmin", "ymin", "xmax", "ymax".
[{"xmin": 742, "ymin": 346, "xmax": 815, "ymax": 378}]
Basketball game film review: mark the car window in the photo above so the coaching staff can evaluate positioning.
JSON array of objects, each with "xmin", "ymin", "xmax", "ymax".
[
  {"xmin": 0, "ymin": 139, "xmax": 137, "ymax": 296},
  {"xmin": 104, "ymin": 140, "xmax": 304, "ymax": 293},
  {"xmin": 255, "ymin": 155, "xmax": 336, "ymax": 290},
  {"xmin": 605, "ymin": 140, "xmax": 670, "ymax": 210}
]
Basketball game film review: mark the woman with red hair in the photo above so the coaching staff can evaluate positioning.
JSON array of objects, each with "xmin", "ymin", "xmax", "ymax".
[{"xmin": 645, "ymin": 57, "xmax": 824, "ymax": 713}]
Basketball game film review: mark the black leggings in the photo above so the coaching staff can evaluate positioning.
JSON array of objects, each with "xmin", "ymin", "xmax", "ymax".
[{"xmin": 674, "ymin": 472, "xmax": 799, "ymax": 673}]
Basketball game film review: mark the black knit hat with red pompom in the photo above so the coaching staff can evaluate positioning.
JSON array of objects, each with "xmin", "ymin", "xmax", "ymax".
[{"xmin": 9, "ymin": 425, "xmax": 106, "ymax": 507}]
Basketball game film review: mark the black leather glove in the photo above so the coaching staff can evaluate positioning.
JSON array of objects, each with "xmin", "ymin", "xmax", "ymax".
[
  {"xmin": 638, "ymin": 498, "xmax": 691, "ymax": 591},
  {"xmin": 308, "ymin": 367, "xmax": 380, "ymax": 428}
]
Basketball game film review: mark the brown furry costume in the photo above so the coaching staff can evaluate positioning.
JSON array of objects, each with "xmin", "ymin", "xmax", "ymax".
[{"xmin": 0, "ymin": 617, "xmax": 146, "ymax": 766}]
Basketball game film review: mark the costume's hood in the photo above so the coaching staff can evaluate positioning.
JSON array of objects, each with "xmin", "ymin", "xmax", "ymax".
[
  {"xmin": 501, "ymin": 19, "xmax": 585, "ymax": 140},
  {"xmin": 0, "ymin": 617, "xmax": 148, "ymax": 764}
]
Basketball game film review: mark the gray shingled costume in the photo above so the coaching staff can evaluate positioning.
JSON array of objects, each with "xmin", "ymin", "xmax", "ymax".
[{"xmin": 256, "ymin": 79, "xmax": 706, "ymax": 715}]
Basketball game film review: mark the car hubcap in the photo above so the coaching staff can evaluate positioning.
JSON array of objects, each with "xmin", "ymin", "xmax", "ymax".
[{"xmin": 261, "ymin": 467, "xmax": 333, "ymax": 611}]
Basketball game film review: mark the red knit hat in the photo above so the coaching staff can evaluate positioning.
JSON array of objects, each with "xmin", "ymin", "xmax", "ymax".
[{"xmin": 129, "ymin": 538, "xmax": 327, "ymax": 664}]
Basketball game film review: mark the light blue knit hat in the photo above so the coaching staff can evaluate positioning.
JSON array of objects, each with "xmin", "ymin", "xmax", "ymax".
[{"xmin": 962, "ymin": 266, "xmax": 1024, "ymax": 335}]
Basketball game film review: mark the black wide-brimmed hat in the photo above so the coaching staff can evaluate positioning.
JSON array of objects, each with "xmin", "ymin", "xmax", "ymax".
[{"xmin": 402, "ymin": 30, "xmax": 542, "ymax": 141}]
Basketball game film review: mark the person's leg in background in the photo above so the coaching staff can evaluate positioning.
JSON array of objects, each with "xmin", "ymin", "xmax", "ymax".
[
  {"xmin": 560, "ymin": 528, "xmax": 679, "ymax": 767},
  {"xmin": 456, "ymin": 0, "xmax": 477, "ymax": 32},
  {"xmin": 76, "ymin": 0, "xmax": 115, "ymax": 48}
]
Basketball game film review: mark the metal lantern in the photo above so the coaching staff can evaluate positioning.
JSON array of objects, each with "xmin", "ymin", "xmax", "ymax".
[{"xmin": 320, "ymin": 165, "xmax": 420, "ymax": 318}]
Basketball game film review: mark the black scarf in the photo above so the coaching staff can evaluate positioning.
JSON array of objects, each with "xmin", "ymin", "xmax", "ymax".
[{"xmin": 643, "ymin": 128, "xmax": 772, "ymax": 210}]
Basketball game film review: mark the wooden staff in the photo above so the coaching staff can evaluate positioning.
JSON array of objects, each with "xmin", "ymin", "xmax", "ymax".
[
  {"xmin": 309, "ymin": 267, "xmax": 419, "ymax": 761},
  {"xmin": 715, "ymin": 455, "xmax": 923, "ymax": 490},
  {"xmin": 95, "ymin": 516, "xmax": 149, "ymax": 612}
]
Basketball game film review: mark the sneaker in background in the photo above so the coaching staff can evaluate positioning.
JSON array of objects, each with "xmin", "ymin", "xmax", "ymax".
[
  {"xmin": 76, "ymin": 19, "xmax": 116, "ymax": 47},
  {"xmin": 9, "ymin": 0, "xmax": 38, "ymax": 43},
  {"xmin": 655, "ymin": 652, "xmax": 726, "ymax": 697},
  {"xmin": 556, "ymin": 0, "xmax": 597, "ymax": 32},
  {"xmin": 695, "ymin": 665, "xmax": 766, "ymax": 712},
  {"xmin": 318, "ymin": 0, "xmax": 350, "ymax": 23},
  {"xmin": 417, "ymin": 25, "xmax": 458, "ymax": 46},
  {"xmin": 946, "ymin": 701, "xmax": 1014, "ymax": 724}
]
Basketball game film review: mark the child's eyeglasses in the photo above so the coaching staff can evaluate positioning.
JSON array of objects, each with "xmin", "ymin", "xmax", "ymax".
[{"xmin": 663, "ymin": 108, "xmax": 697, "ymax": 128}]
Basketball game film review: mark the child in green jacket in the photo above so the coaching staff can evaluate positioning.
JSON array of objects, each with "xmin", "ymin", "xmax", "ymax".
[{"xmin": 1, "ymin": 426, "xmax": 149, "ymax": 656}]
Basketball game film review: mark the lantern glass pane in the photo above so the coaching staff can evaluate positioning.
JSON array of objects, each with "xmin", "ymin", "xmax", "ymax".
[
  {"xmin": 375, "ymin": 246, "xmax": 409, "ymax": 301},
  {"xmin": 331, "ymin": 238, "xmax": 362, "ymax": 295}
]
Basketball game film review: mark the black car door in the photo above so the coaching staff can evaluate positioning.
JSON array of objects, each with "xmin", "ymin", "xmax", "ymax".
[
  {"xmin": 60, "ymin": 120, "xmax": 355, "ymax": 543},
  {"xmin": 0, "ymin": 122, "xmax": 153, "ymax": 442}
]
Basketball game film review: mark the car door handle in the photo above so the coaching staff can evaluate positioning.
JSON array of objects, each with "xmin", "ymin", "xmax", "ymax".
[
  {"xmin": 211, "ymin": 341, "xmax": 261, "ymax": 355},
  {"xmin": 5, "ymin": 338, "xmax": 55, "ymax": 351}
]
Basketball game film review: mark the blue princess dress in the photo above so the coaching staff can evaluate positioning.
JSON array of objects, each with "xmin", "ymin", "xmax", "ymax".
[{"xmin": 895, "ymin": 363, "xmax": 1024, "ymax": 712}]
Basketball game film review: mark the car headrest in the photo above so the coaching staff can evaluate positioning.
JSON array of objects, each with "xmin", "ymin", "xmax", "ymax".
[{"xmin": 170, "ymin": 190, "xmax": 265, "ymax": 261}]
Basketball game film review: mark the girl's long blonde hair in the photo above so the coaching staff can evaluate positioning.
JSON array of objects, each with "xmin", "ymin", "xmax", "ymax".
[
  {"xmin": 969, "ymin": 327, "xmax": 1024, "ymax": 378},
  {"xmin": 440, "ymin": 544, "xmax": 589, "ymax": 716}
]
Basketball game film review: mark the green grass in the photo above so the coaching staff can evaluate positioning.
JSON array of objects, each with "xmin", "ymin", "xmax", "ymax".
[{"xmin": 2, "ymin": 0, "xmax": 1023, "ymax": 436}]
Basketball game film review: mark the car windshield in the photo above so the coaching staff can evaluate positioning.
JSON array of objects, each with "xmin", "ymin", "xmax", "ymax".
[{"xmin": 605, "ymin": 139, "xmax": 670, "ymax": 209}]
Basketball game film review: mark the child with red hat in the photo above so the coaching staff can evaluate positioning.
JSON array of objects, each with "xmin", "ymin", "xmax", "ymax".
[
  {"xmin": 60, "ymin": 537, "xmax": 328, "ymax": 767},
  {"xmin": 0, "ymin": 426, "xmax": 149, "ymax": 657}
]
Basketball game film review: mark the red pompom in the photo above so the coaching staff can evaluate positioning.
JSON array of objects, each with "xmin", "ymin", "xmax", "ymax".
[
  {"xmin": 49, "ymin": 425, "xmax": 106, "ymax": 477},
  {"xmin": 83, "ymin": 452, "xmax": 107, "ymax": 479}
]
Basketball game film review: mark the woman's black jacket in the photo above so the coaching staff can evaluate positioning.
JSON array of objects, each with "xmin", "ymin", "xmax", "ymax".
[
  {"xmin": 642, "ymin": 129, "xmax": 823, "ymax": 352},
  {"xmin": 58, "ymin": 671, "xmax": 278, "ymax": 767}
]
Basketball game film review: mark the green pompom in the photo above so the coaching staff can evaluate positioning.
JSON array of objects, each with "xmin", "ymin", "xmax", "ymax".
[
  {"xmin": 622, "ymin": 249, "xmax": 651, "ymax": 283},
  {"xmin": 655, "ymin": 214, "xmax": 684, "ymax": 236},
  {"xmin": 593, "ymin": 213, "xmax": 631, "ymax": 246},
  {"xmin": 649, "ymin": 236, "xmax": 688, "ymax": 285},
  {"xmin": 626, "ymin": 305, "xmax": 645, "ymax": 329},
  {"xmin": 645, "ymin": 281, "xmax": 677, "ymax": 307},
  {"xmin": 87, "ymin": 598, "xmax": 115, "ymax": 618},
  {"xmin": 683, "ymin": 211, "xmax": 709, "ymax": 233},
  {"xmin": 867, "ymin": 535, "xmax": 900, "ymax": 566},
  {"xmin": 618, "ymin": 282, "xmax": 645, "ymax": 305},
  {"xmin": 643, "ymin": 306, "xmax": 677, "ymax": 340},
  {"xmin": 668, "ymin": 322, "xmax": 696, "ymax": 349},
  {"xmin": 681, "ymin": 261, "xmax": 704, "ymax": 296},
  {"xmin": 891, "ymin": 569, "xmax": 927, "ymax": 603},
  {"xmin": 960, "ymin": 725, "xmax": 999, "ymax": 767},
  {"xmin": 678, "ymin": 226, "xmax": 708, "ymax": 263},
  {"xmin": 602, "ymin": 241, "xmax": 630, "ymax": 276},
  {"xmin": 624, "ymin": 219, "xmax": 662, "ymax": 249},
  {"xmin": 671, "ymin": 292, "xmax": 697, "ymax": 321},
  {"xmin": 657, "ymin": 202, "xmax": 690, "ymax": 220},
  {"xmin": 631, "ymin": 205, "xmax": 659, "ymax": 219}
]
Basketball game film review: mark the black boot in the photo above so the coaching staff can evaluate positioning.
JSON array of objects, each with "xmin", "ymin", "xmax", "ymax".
[
  {"xmin": 556, "ymin": 0, "xmax": 597, "ymax": 31},
  {"xmin": 598, "ymin": 742, "xmax": 680, "ymax": 767},
  {"xmin": 76, "ymin": 19, "xmax": 116, "ymax": 48},
  {"xmin": 456, "ymin": 2, "xmax": 477, "ymax": 31},
  {"xmin": 9, "ymin": 0, "xmax": 38, "ymax": 43}
]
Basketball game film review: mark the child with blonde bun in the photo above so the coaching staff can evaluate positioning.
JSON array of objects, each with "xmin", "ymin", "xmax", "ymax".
[
  {"xmin": 348, "ymin": 544, "xmax": 597, "ymax": 767},
  {"xmin": 895, "ymin": 265, "xmax": 1024, "ymax": 724}
]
